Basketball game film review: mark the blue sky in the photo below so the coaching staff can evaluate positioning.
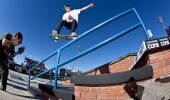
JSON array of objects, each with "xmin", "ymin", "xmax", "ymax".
[{"xmin": 0, "ymin": 0, "xmax": 170, "ymax": 72}]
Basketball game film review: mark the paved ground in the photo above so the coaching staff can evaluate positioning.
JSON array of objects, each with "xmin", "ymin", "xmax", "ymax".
[
  {"xmin": 138, "ymin": 74, "xmax": 170, "ymax": 99},
  {"xmin": 2, "ymin": 70, "xmax": 170, "ymax": 100},
  {"xmin": 0, "ymin": 70, "xmax": 50, "ymax": 100}
]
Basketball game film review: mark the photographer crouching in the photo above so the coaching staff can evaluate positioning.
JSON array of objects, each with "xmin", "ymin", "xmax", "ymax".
[{"xmin": 0, "ymin": 32, "xmax": 24, "ymax": 91}]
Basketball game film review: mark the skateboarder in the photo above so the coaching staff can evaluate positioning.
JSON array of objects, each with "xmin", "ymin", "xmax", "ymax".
[
  {"xmin": 52, "ymin": 3, "xmax": 94, "ymax": 38},
  {"xmin": 0, "ymin": 32, "xmax": 24, "ymax": 91}
]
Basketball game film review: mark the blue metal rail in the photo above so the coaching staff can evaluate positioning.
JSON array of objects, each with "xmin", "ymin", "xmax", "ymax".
[{"xmin": 28, "ymin": 8, "xmax": 148, "ymax": 89}]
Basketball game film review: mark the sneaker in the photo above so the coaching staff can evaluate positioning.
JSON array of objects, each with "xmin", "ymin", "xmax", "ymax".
[
  {"xmin": 54, "ymin": 36, "xmax": 59, "ymax": 39},
  {"xmin": 1, "ymin": 88, "xmax": 6, "ymax": 92},
  {"xmin": 72, "ymin": 37, "xmax": 77, "ymax": 40},
  {"xmin": 52, "ymin": 30, "xmax": 59, "ymax": 37},
  {"xmin": 70, "ymin": 32, "xmax": 78, "ymax": 40},
  {"xmin": 70, "ymin": 32, "xmax": 77, "ymax": 37}
]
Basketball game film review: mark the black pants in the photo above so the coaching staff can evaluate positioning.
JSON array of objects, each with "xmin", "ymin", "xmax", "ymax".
[
  {"xmin": 55, "ymin": 20, "xmax": 78, "ymax": 34},
  {"xmin": 0, "ymin": 59, "xmax": 9, "ymax": 90}
]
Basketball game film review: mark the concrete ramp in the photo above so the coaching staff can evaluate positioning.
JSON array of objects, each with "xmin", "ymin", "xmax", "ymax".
[{"xmin": 0, "ymin": 70, "xmax": 42, "ymax": 100}]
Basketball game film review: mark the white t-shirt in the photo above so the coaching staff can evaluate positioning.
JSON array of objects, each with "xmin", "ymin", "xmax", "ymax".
[{"xmin": 62, "ymin": 9, "xmax": 81, "ymax": 23}]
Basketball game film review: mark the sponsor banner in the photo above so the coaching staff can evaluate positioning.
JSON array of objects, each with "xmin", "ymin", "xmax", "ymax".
[
  {"xmin": 136, "ymin": 41, "xmax": 147, "ymax": 61},
  {"xmin": 129, "ymin": 41, "xmax": 146, "ymax": 70},
  {"xmin": 129, "ymin": 37, "xmax": 170, "ymax": 70},
  {"xmin": 145, "ymin": 37, "xmax": 170, "ymax": 50}
]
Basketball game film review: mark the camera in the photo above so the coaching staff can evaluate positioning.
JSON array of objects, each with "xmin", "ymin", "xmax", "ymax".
[{"xmin": 18, "ymin": 46, "xmax": 25, "ymax": 54}]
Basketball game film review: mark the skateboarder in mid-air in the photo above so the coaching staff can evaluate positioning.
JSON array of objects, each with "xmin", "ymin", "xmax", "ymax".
[{"xmin": 52, "ymin": 3, "xmax": 94, "ymax": 38}]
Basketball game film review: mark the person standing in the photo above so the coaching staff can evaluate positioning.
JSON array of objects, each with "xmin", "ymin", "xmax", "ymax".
[{"xmin": 0, "ymin": 32, "xmax": 24, "ymax": 91}]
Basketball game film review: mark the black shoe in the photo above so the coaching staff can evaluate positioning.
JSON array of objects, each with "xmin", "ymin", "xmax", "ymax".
[{"xmin": 1, "ymin": 88, "xmax": 6, "ymax": 91}]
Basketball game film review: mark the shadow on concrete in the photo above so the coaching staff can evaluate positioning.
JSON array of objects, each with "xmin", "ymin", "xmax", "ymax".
[
  {"xmin": 155, "ymin": 76, "xmax": 170, "ymax": 83},
  {"xmin": 6, "ymin": 91, "xmax": 39, "ymax": 99},
  {"xmin": 7, "ymin": 82, "xmax": 28, "ymax": 91},
  {"xmin": 5, "ymin": 82, "xmax": 41, "ymax": 99},
  {"xmin": 8, "ymin": 79, "xmax": 28, "ymax": 87}
]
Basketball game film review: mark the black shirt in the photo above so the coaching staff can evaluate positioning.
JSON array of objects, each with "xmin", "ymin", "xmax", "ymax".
[{"xmin": 0, "ymin": 33, "xmax": 15, "ymax": 59}]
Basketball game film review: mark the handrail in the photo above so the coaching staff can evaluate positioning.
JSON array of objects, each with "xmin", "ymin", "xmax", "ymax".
[
  {"xmin": 28, "ymin": 8, "xmax": 148, "ymax": 89},
  {"xmin": 133, "ymin": 8, "xmax": 148, "ymax": 38},
  {"xmin": 30, "ymin": 23, "xmax": 141, "ymax": 81},
  {"xmin": 29, "ymin": 8, "xmax": 138, "ymax": 72}
]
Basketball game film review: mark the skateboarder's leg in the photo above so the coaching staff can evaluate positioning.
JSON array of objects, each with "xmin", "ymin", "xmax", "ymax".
[
  {"xmin": 55, "ymin": 20, "xmax": 77, "ymax": 33},
  {"xmin": 53, "ymin": 20, "xmax": 69, "ymax": 36},
  {"xmin": 53, "ymin": 20, "xmax": 77, "ymax": 37},
  {"xmin": 70, "ymin": 20, "xmax": 78, "ymax": 36},
  {"xmin": 70, "ymin": 20, "xmax": 78, "ymax": 33},
  {"xmin": 55, "ymin": 20, "xmax": 65, "ymax": 33},
  {"xmin": 62, "ymin": 20, "xmax": 77, "ymax": 33}
]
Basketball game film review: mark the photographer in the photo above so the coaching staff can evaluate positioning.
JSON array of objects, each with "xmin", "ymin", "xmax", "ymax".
[{"xmin": 0, "ymin": 32, "xmax": 24, "ymax": 91}]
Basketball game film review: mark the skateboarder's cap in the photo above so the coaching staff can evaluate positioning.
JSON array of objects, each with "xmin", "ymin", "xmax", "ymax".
[{"xmin": 64, "ymin": 5, "xmax": 70, "ymax": 8}]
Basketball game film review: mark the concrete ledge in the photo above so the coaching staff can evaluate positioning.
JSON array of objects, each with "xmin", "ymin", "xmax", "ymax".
[{"xmin": 71, "ymin": 65, "xmax": 153, "ymax": 85}]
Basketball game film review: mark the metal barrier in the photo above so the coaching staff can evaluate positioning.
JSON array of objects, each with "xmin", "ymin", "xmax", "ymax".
[{"xmin": 28, "ymin": 8, "xmax": 148, "ymax": 89}]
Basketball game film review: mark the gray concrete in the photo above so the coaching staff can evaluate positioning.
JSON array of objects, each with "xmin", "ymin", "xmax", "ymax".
[
  {"xmin": 137, "ymin": 85, "xmax": 163, "ymax": 100},
  {"xmin": 138, "ymin": 74, "xmax": 170, "ymax": 100},
  {"xmin": 0, "ymin": 70, "xmax": 59, "ymax": 100},
  {"xmin": 0, "ymin": 70, "xmax": 42, "ymax": 100}
]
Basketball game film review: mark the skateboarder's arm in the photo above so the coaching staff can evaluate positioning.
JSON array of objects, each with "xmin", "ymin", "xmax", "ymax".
[{"xmin": 80, "ymin": 3, "xmax": 94, "ymax": 12}]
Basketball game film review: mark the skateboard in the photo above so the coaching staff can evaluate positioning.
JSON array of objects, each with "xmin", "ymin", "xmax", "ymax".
[{"xmin": 49, "ymin": 34, "xmax": 78, "ymax": 41}]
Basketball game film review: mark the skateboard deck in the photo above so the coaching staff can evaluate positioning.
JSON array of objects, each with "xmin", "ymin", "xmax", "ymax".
[{"xmin": 49, "ymin": 34, "xmax": 78, "ymax": 41}]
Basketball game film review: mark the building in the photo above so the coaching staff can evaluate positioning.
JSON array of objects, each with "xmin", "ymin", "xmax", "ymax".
[{"xmin": 22, "ymin": 57, "xmax": 53, "ymax": 79}]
